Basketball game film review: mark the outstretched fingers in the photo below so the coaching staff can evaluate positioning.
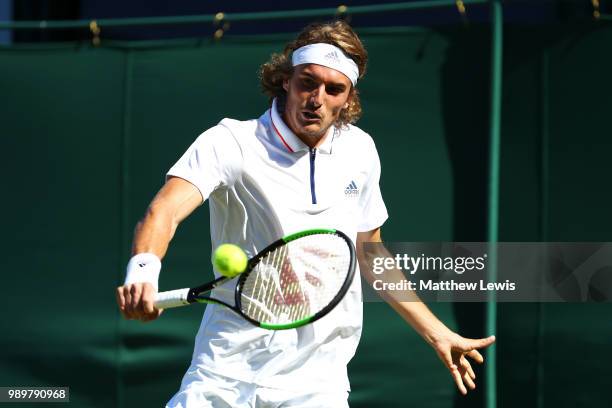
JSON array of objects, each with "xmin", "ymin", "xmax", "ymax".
[
  {"xmin": 459, "ymin": 355, "xmax": 476, "ymax": 390},
  {"xmin": 466, "ymin": 349, "xmax": 484, "ymax": 364},
  {"xmin": 461, "ymin": 355, "xmax": 476, "ymax": 380},
  {"xmin": 438, "ymin": 349, "xmax": 467, "ymax": 395},
  {"xmin": 450, "ymin": 364, "xmax": 468, "ymax": 395},
  {"xmin": 463, "ymin": 335, "xmax": 496, "ymax": 351}
]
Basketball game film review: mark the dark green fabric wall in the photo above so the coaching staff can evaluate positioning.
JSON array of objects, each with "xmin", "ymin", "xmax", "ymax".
[
  {"xmin": 496, "ymin": 24, "xmax": 612, "ymax": 408},
  {"xmin": 0, "ymin": 23, "xmax": 610, "ymax": 407}
]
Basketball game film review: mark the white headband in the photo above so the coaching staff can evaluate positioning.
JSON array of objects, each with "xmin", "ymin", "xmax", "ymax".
[{"xmin": 291, "ymin": 43, "xmax": 359, "ymax": 86}]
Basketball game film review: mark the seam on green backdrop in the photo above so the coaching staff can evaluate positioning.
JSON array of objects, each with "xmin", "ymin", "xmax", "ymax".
[
  {"xmin": 116, "ymin": 49, "xmax": 134, "ymax": 408},
  {"xmin": 535, "ymin": 48, "xmax": 550, "ymax": 408},
  {"xmin": 3, "ymin": 23, "xmax": 608, "ymax": 52},
  {"xmin": 486, "ymin": 1, "xmax": 503, "ymax": 408},
  {"xmin": 0, "ymin": 26, "xmax": 435, "ymax": 51}
]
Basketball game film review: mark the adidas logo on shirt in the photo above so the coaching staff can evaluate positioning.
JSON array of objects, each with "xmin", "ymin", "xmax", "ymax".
[{"xmin": 345, "ymin": 180, "xmax": 359, "ymax": 197}]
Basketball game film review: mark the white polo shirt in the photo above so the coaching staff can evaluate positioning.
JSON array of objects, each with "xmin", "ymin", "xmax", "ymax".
[{"xmin": 166, "ymin": 98, "xmax": 388, "ymax": 399}]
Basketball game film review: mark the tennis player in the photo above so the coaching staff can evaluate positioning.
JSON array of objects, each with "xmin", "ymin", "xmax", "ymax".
[{"xmin": 116, "ymin": 20, "xmax": 495, "ymax": 407}]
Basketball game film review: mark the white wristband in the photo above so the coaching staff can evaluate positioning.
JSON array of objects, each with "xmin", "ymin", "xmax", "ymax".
[{"xmin": 124, "ymin": 253, "xmax": 161, "ymax": 290}]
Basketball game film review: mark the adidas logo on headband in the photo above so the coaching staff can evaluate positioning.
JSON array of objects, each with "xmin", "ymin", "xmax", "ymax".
[
  {"xmin": 324, "ymin": 51, "xmax": 340, "ymax": 64},
  {"xmin": 292, "ymin": 43, "xmax": 359, "ymax": 86}
]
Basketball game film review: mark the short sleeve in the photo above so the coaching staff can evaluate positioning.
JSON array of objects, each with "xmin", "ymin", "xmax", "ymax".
[
  {"xmin": 166, "ymin": 124, "xmax": 242, "ymax": 203},
  {"xmin": 357, "ymin": 138, "xmax": 388, "ymax": 232}
]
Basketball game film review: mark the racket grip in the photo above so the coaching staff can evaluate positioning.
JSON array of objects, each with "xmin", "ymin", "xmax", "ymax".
[{"xmin": 155, "ymin": 288, "xmax": 191, "ymax": 309}]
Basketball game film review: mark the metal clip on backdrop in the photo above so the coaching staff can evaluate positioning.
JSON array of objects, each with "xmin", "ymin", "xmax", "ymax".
[
  {"xmin": 455, "ymin": 0, "xmax": 469, "ymax": 25},
  {"xmin": 89, "ymin": 20, "xmax": 100, "ymax": 46},
  {"xmin": 336, "ymin": 5, "xmax": 351, "ymax": 23},
  {"xmin": 213, "ymin": 12, "xmax": 230, "ymax": 41}
]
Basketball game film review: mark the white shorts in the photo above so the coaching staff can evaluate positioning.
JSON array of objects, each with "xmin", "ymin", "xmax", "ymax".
[{"xmin": 166, "ymin": 370, "xmax": 350, "ymax": 408}]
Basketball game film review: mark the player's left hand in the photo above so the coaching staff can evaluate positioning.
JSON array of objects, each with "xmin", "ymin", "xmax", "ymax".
[
  {"xmin": 430, "ymin": 332, "xmax": 496, "ymax": 395},
  {"xmin": 116, "ymin": 282, "xmax": 163, "ymax": 322}
]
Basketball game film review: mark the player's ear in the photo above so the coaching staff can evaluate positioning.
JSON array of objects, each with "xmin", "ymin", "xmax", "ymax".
[
  {"xmin": 282, "ymin": 78, "xmax": 289, "ymax": 92},
  {"xmin": 343, "ymin": 89, "xmax": 354, "ymax": 109}
]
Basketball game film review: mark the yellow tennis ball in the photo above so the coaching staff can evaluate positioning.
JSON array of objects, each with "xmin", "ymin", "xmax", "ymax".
[{"xmin": 214, "ymin": 244, "xmax": 248, "ymax": 278}]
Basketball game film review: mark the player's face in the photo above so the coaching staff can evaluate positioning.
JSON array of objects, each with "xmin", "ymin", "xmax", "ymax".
[{"xmin": 282, "ymin": 64, "xmax": 352, "ymax": 146}]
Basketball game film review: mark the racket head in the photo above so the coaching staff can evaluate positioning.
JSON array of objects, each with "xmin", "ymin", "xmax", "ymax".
[{"xmin": 235, "ymin": 228, "xmax": 356, "ymax": 330}]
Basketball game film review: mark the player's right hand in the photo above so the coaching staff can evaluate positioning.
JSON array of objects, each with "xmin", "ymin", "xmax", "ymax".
[{"xmin": 116, "ymin": 282, "xmax": 163, "ymax": 322}]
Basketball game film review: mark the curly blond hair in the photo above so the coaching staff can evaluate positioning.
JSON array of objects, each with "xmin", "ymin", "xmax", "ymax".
[{"xmin": 259, "ymin": 20, "xmax": 368, "ymax": 127}]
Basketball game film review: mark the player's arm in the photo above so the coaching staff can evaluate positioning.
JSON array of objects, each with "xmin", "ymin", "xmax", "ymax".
[
  {"xmin": 116, "ymin": 176, "xmax": 203, "ymax": 322},
  {"xmin": 356, "ymin": 228, "xmax": 496, "ymax": 395}
]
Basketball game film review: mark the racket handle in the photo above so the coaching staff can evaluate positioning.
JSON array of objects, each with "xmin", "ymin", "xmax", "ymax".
[{"xmin": 155, "ymin": 288, "xmax": 191, "ymax": 309}]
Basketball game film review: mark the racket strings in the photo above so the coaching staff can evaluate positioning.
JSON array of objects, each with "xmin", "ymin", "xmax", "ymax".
[{"xmin": 240, "ymin": 234, "xmax": 351, "ymax": 325}]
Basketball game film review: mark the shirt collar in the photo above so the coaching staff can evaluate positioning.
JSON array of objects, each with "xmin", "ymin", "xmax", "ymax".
[{"xmin": 269, "ymin": 98, "xmax": 335, "ymax": 154}]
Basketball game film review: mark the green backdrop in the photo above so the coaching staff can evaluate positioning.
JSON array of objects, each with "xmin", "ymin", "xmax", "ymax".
[{"xmin": 1, "ymin": 22, "xmax": 611, "ymax": 407}]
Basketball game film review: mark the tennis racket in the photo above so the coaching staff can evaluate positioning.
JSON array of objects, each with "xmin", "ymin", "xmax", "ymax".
[{"xmin": 154, "ymin": 228, "xmax": 356, "ymax": 330}]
